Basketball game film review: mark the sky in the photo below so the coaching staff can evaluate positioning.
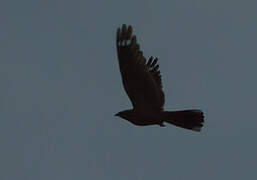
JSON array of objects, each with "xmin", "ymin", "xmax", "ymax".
[{"xmin": 1, "ymin": 0, "xmax": 257, "ymax": 179}]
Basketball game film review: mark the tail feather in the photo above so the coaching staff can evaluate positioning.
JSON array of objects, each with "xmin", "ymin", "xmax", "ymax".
[{"xmin": 162, "ymin": 110, "xmax": 204, "ymax": 132}]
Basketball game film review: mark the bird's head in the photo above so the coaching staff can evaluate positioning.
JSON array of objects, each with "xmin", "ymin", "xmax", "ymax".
[{"xmin": 115, "ymin": 110, "xmax": 136, "ymax": 121}]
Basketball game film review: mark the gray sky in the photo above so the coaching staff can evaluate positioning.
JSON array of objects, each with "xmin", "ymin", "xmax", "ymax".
[{"xmin": 1, "ymin": 0, "xmax": 257, "ymax": 179}]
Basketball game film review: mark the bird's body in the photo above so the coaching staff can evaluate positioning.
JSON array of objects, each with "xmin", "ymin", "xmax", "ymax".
[
  {"xmin": 117, "ymin": 109, "xmax": 164, "ymax": 126},
  {"xmin": 115, "ymin": 24, "xmax": 204, "ymax": 132}
]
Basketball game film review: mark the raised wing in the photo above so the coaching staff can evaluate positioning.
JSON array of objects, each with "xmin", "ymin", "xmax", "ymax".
[{"xmin": 116, "ymin": 24, "xmax": 165, "ymax": 111}]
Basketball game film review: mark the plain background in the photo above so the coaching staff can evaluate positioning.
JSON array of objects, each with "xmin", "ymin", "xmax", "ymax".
[{"xmin": 1, "ymin": 0, "xmax": 257, "ymax": 179}]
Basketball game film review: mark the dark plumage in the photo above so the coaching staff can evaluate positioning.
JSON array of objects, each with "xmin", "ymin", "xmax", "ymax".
[{"xmin": 115, "ymin": 24, "xmax": 204, "ymax": 132}]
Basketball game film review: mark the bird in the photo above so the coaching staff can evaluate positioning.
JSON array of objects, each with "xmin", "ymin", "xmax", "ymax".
[{"xmin": 115, "ymin": 24, "xmax": 204, "ymax": 132}]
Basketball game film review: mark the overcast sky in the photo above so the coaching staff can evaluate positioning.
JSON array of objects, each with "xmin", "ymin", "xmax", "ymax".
[{"xmin": 1, "ymin": 0, "xmax": 257, "ymax": 179}]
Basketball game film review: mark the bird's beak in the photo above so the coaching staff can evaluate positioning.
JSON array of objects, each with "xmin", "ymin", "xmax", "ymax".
[{"xmin": 114, "ymin": 112, "xmax": 119, "ymax": 116}]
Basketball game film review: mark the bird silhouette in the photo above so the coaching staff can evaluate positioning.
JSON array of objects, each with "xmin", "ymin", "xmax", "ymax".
[{"xmin": 115, "ymin": 24, "xmax": 204, "ymax": 132}]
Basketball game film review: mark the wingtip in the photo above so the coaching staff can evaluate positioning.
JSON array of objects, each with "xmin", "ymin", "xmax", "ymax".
[{"xmin": 117, "ymin": 24, "xmax": 134, "ymax": 46}]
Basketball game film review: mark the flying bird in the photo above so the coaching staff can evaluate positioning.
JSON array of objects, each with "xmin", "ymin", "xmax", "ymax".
[{"xmin": 115, "ymin": 24, "xmax": 204, "ymax": 132}]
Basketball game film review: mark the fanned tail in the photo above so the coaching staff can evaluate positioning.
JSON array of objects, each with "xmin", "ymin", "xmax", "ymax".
[{"xmin": 162, "ymin": 110, "xmax": 204, "ymax": 132}]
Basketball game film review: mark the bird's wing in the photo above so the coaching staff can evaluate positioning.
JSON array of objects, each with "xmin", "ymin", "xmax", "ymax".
[{"xmin": 116, "ymin": 24, "xmax": 165, "ymax": 111}]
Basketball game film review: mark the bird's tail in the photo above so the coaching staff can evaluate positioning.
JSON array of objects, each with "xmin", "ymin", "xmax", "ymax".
[{"xmin": 162, "ymin": 110, "xmax": 204, "ymax": 132}]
